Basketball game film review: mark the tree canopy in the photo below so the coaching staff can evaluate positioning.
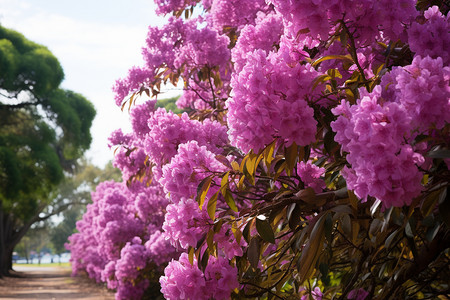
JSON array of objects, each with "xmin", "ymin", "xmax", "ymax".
[{"xmin": 0, "ymin": 25, "xmax": 96, "ymax": 276}]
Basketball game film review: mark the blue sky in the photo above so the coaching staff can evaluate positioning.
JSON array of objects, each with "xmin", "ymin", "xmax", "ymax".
[{"xmin": 0, "ymin": 0, "xmax": 176, "ymax": 167}]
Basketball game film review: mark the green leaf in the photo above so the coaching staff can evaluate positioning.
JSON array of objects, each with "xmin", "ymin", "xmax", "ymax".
[
  {"xmin": 220, "ymin": 171, "xmax": 230, "ymax": 191},
  {"xmin": 196, "ymin": 176, "xmax": 213, "ymax": 209},
  {"xmin": 426, "ymin": 223, "xmax": 441, "ymax": 242},
  {"xmin": 207, "ymin": 229, "xmax": 215, "ymax": 251},
  {"xmin": 256, "ymin": 215, "xmax": 275, "ymax": 244},
  {"xmin": 311, "ymin": 54, "xmax": 354, "ymax": 67},
  {"xmin": 438, "ymin": 187, "xmax": 450, "ymax": 227},
  {"xmin": 224, "ymin": 189, "xmax": 238, "ymax": 212},
  {"xmin": 243, "ymin": 220, "xmax": 252, "ymax": 243},
  {"xmin": 287, "ymin": 203, "xmax": 301, "ymax": 230},
  {"xmin": 188, "ymin": 246, "xmax": 195, "ymax": 265},
  {"xmin": 327, "ymin": 68, "xmax": 342, "ymax": 79},
  {"xmin": 426, "ymin": 149, "xmax": 450, "ymax": 158},
  {"xmin": 285, "ymin": 142, "xmax": 298, "ymax": 176},
  {"xmin": 385, "ymin": 229, "xmax": 399, "ymax": 249},
  {"xmin": 207, "ymin": 191, "xmax": 219, "ymax": 220}
]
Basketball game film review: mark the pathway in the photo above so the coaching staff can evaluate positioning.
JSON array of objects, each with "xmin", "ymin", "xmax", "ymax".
[{"xmin": 0, "ymin": 265, "xmax": 114, "ymax": 300}]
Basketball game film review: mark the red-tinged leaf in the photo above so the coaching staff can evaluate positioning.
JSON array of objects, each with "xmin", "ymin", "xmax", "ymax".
[
  {"xmin": 295, "ymin": 188, "xmax": 316, "ymax": 204},
  {"xmin": 248, "ymin": 237, "xmax": 260, "ymax": 269},
  {"xmin": 298, "ymin": 213, "xmax": 328, "ymax": 283},
  {"xmin": 287, "ymin": 203, "xmax": 301, "ymax": 230},
  {"xmin": 215, "ymin": 155, "xmax": 232, "ymax": 169},
  {"xmin": 256, "ymin": 215, "xmax": 275, "ymax": 244}
]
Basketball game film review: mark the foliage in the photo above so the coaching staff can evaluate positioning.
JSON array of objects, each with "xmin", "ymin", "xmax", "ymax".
[
  {"xmin": 0, "ymin": 25, "xmax": 95, "ymax": 276},
  {"xmin": 155, "ymin": 96, "xmax": 183, "ymax": 114},
  {"xmin": 69, "ymin": 1, "xmax": 449, "ymax": 299}
]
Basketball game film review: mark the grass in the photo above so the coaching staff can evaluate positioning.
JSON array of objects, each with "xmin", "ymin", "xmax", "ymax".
[{"xmin": 13, "ymin": 262, "xmax": 71, "ymax": 268}]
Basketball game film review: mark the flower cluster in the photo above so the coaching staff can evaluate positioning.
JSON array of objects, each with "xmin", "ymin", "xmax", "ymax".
[
  {"xmin": 160, "ymin": 253, "xmax": 238, "ymax": 300},
  {"xmin": 272, "ymin": 0, "xmax": 417, "ymax": 47},
  {"xmin": 67, "ymin": 181, "xmax": 177, "ymax": 299},
  {"xmin": 408, "ymin": 6, "xmax": 450, "ymax": 66},
  {"xmin": 297, "ymin": 161, "xmax": 326, "ymax": 193},
  {"xmin": 380, "ymin": 55, "xmax": 450, "ymax": 130},
  {"xmin": 332, "ymin": 87, "xmax": 424, "ymax": 207},
  {"xmin": 227, "ymin": 45, "xmax": 318, "ymax": 152}
]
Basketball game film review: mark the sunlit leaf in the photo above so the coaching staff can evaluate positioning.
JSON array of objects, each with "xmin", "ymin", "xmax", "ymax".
[
  {"xmin": 207, "ymin": 191, "xmax": 219, "ymax": 220},
  {"xmin": 196, "ymin": 176, "xmax": 213, "ymax": 209},
  {"xmin": 311, "ymin": 55, "xmax": 354, "ymax": 67},
  {"xmin": 224, "ymin": 189, "xmax": 238, "ymax": 212}
]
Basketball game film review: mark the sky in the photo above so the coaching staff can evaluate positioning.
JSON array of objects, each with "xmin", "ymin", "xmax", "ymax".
[{"xmin": 0, "ymin": 0, "xmax": 177, "ymax": 167}]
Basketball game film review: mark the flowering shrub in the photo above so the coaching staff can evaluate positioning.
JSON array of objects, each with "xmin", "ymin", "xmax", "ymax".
[{"xmin": 68, "ymin": 1, "xmax": 450, "ymax": 299}]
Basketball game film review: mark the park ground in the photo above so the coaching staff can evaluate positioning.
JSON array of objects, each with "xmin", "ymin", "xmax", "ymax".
[{"xmin": 0, "ymin": 264, "xmax": 114, "ymax": 299}]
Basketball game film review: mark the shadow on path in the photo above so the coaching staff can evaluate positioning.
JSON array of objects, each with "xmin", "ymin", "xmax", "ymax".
[{"xmin": 0, "ymin": 266, "xmax": 114, "ymax": 300}]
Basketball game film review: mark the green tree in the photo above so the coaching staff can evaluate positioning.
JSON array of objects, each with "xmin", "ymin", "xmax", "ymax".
[
  {"xmin": 155, "ymin": 96, "xmax": 183, "ymax": 114},
  {"xmin": 0, "ymin": 25, "xmax": 96, "ymax": 276},
  {"xmin": 48, "ymin": 160, "xmax": 121, "ymax": 258}
]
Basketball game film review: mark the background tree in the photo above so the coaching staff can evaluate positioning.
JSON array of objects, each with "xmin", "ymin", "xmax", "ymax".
[
  {"xmin": 49, "ymin": 160, "xmax": 121, "ymax": 259},
  {"xmin": 0, "ymin": 25, "xmax": 96, "ymax": 276}
]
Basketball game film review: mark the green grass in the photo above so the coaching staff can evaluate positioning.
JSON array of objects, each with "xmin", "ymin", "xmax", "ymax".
[{"xmin": 13, "ymin": 262, "xmax": 71, "ymax": 268}]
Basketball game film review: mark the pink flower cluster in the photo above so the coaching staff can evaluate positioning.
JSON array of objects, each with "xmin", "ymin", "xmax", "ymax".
[
  {"xmin": 144, "ymin": 108, "xmax": 228, "ymax": 169},
  {"xmin": 380, "ymin": 55, "xmax": 450, "ymax": 130},
  {"xmin": 227, "ymin": 45, "xmax": 318, "ymax": 152},
  {"xmin": 332, "ymin": 87, "xmax": 425, "ymax": 207},
  {"xmin": 160, "ymin": 141, "xmax": 226, "ymax": 203},
  {"xmin": 67, "ymin": 181, "xmax": 177, "ymax": 299},
  {"xmin": 113, "ymin": 16, "xmax": 231, "ymax": 108},
  {"xmin": 208, "ymin": 0, "xmax": 267, "ymax": 31},
  {"xmin": 232, "ymin": 11, "xmax": 284, "ymax": 73},
  {"xmin": 272, "ymin": 0, "xmax": 417, "ymax": 47},
  {"xmin": 408, "ymin": 6, "xmax": 450, "ymax": 66},
  {"xmin": 160, "ymin": 253, "xmax": 238, "ymax": 300},
  {"xmin": 162, "ymin": 198, "xmax": 207, "ymax": 249},
  {"xmin": 297, "ymin": 161, "xmax": 326, "ymax": 193}
]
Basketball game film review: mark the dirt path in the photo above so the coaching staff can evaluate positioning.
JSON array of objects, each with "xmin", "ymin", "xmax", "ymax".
[{"xmin": 0, "ymin": 265, "xmax": 114, "ymax": 300}]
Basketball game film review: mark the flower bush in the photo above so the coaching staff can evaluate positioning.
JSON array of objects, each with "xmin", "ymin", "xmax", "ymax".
[{"xmin": 68, "ymin": 1, "xmax": 450, "ymax": 299}]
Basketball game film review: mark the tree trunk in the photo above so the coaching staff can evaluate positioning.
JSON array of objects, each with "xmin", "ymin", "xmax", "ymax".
[
  {"xmin": 0, "ymin": 205, "xmax": 41, "ymax": 276},
  {"xmin": 0, "ymin": 208, "xmax": 12, "ymax": 277}
]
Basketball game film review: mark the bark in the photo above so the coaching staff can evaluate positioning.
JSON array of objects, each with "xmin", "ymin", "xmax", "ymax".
[{"xmin": 0, "ymin": 200, "xmax": 75, "ymax": 277}]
